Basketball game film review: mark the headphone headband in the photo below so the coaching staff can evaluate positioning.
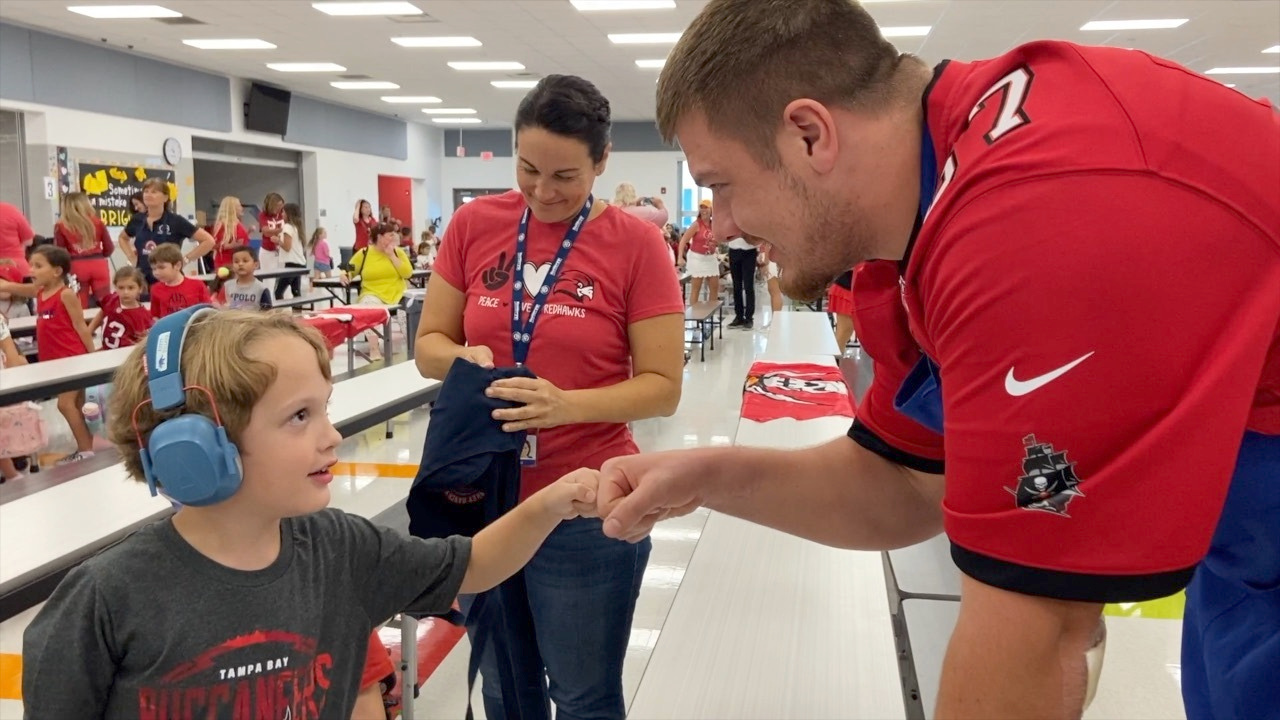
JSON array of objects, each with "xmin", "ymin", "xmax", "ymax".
[{"xmin": 146, "ymin": 304, "xmax": 216, "ymax": 411}]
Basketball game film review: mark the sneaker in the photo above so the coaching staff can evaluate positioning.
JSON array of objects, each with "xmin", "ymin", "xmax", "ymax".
[
  {"xmin": 56, "ymin": 451, "xmax": 95, "ymax": 466},
  {"xmin": 727, "ymin": 318, "xmax": 745, "ymax": 328}
]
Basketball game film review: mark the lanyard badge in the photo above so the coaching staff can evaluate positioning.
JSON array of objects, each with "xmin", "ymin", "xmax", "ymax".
[{"xmin": 510, "ymin": 195, "xmax": 593, "ymax": 367}]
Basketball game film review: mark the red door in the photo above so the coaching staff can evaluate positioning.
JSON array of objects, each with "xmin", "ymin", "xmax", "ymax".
[{"xmin": 377, "ymin": 175, "xmax": 413, "ymax": 231}]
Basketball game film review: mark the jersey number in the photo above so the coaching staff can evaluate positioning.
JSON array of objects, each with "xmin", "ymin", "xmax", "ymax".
[
  {"xmin": 104, "ymin": 320, "xmax": 127, "ymax": 349},
  {"xmin": 929, "ymin": 66, "xmax": 1034, "ymax": 215}
]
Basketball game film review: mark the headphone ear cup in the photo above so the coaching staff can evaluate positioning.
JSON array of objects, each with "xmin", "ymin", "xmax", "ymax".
[{"xmin": 146, "ymin": 415, "xmax": 243, "ymax": 507}]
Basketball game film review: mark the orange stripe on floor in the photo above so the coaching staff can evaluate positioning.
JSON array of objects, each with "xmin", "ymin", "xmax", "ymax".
[
  {"xmin": 0, "ymin": 653, "xmax": 21, "ymax": 700},
  {"xmin": 331, "ymin": 461, "xmax": 419, "ymax": 479}
]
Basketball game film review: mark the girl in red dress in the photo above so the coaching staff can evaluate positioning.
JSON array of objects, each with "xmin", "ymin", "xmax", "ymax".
[
  {"xmin": 53, "ymin": 192, "xmax": 114, "ymax": 307},
  {"xmin": 30, "ymin": 245, "xmax": 96, "ymax": 465},
  {"xmin": 210, "ymin": 196, "xmax": 250, "ymax": 269}
]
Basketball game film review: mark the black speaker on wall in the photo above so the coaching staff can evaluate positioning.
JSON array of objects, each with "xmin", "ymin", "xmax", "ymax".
[{"xmin": 245, "ymin": 82, "xmax": 291, "ymax": 135}]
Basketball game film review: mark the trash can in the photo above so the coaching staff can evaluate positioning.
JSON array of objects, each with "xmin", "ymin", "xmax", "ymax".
[{"xmin": 403, "ymin": 289, "xmax": 427, "ymax": 359}]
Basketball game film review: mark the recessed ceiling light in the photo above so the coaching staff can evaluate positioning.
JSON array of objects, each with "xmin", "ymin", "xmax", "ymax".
[
  {"xmin": 1205, "ymin": 67, "xmax": 1280, "ymax": 75},
  {"xmin": 1264, "ymin": 45, "xmax": 1280, "ymax": 54},
  {"xmin": 312, "ymin": 1, "xmax": 421, "ymax": 16},
  {"xmin": 608, "ymin": 33, "xmax": 682, "ymax": 44},
  {"xmin": 267, "ymin": 62, "xmax": 346, "ymax": 72},
  {"xmin": 571, "ymin": 0, "xmax": 675, "ymax": 10},
  {"xmin": 491, "ymin": 80, "xmax": 539, "ymax": 89},
  {"xmin": 183, "ymin": 38, "xmax": 277, "ymax": 50},
  {"xmin": 381, "ymin": 95, "xmax": 442, "ymax": 103},
  {"xmin": 879, "ymin": 26, "xmax": 931, "ymax": 38},
  {"xmin": 1224, "ymin": 83, "xmax": 1237, "ymax": 88},
  {"xmin": 432, "ymin": 117, "xmax": 482, "ymax": 124},
  {"xmin": 448, "ymin": 61, "xmax": 525, "ymax": 71},
  {"xmin": 68, "ymin": 4, "xmax": 180, "ymax": 18},
  {"xmin": 330, "ymin": 80, "xmax": 401, "ymax": 89},
  {"xmin": 421, "ymin": 108, "xmax": 477, "ymax": 114},
  {"xmin": 1080, "ymin": 19, "xmax": 1188, "ymax": 31},
  {"xmin": 635, "ymin": 59, "xmax": 666, "ymax": 69},
  {"xmin": 392, "ymin": 36, "xmax": 482, "ymax": 48}
]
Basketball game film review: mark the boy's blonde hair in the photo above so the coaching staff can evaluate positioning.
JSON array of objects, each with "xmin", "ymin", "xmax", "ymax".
[
  {"xmin": 107, "ymin": 311, "xmax": 332, "ymax": 486},
  {"xmin": 149, "ymin": 244, "xmax": 184, "ymax": 267}
]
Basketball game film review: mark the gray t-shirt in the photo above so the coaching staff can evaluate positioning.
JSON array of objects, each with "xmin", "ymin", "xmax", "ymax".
[
  {"xmin": 21, "ymin": 508, "xmax": 471, "ymax": 719},
  {"xmin": 223, "ymin": 278, "xmax": 273, "ymax": 311}
]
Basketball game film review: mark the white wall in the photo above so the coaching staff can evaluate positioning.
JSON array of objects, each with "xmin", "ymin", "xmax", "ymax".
[
  {"xmin": 439, "ymin": 150, "xmax": 685, "ymax": 227},
  {"xmin": 2, "ymin": 80, "xmax": 445, "ymax": 250}
]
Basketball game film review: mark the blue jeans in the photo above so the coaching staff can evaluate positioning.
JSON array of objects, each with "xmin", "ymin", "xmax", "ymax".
[{"xmin": 463, "ymin": 517, "xmax": 651, "ymax": 720}]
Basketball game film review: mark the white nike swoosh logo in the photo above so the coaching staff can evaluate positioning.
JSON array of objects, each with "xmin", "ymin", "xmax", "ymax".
[{"xmin": 1005, "ymin": 352, "xmax": 1095, "ymax": 397}]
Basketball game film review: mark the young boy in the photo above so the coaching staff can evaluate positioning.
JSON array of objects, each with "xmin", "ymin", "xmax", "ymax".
[
  {"xmin": 21, "ymin": 309, "xmax": 598, "ymax": 718},
  {"xmin": 87, "ymin": 266, "xmax": 154, "ymax": 349},
  {"xmin": 148, "ymin": 244, "xmax": 211, "ymax": 319},
  {"xmin": 216, "ymin": 245, "xmax": 273, "ymax": 311}
]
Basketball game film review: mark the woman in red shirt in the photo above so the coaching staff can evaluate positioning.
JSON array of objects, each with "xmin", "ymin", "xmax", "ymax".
[
  {"xmin": 53, "ymin": 192, "xmax": 114, "ymax": 306},
  {"xmin": 678, "ymin": 199, "xmax": 719, "ymax": 304},
  {"xmin": 210, "ymin": 196, "xmax": 249, "ymax": 269},
  {"xmin": 352, "ymin": 199, "xmax": 377, "ymax": 252},
  {"xmin": 415, "ymin": 75, "xmax": 684, "ymax": 719}
]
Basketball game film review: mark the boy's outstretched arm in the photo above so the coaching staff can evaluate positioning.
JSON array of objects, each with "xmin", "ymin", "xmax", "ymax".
[{"xmin": 459, "ymin": 468, "xmax": 598, "ymax": 594}]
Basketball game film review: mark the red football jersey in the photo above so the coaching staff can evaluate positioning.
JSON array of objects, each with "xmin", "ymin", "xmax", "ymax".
[
  {"xmin": 857, "ymin": 41, "xmax": 1280, "ymax": 601},
  {"xmin": 150, "ymin": 277, "xmax": 212, "ymax": 320},
  {"xmin": 98, "ymin": 293, "xmax": 154, "ymax": 349},
  {"xmin": 434, "ymin": 191, "xmax": 685, "ymax": 499}
]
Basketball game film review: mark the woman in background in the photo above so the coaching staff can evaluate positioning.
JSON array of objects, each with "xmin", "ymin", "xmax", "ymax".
[
  {"xmin": 275, "ymin": 203, "xmax": 307, "ymax": 300},
  {"xmin": 119, "ymin": 178, "xmax": 215, "ymax": 288},
  {"xmin": 342, "ymin": 222, "xmax": 411, "ymax": 362},
  {"xmin": 53, "ymin": 192, "xmax": 114, "ymax": 306},
  {"xmin": 352, "ymin": 199, "xmax": 377, "ymax": 252},
  {"xmin": 612, "ymin": 182, "xmax": 668, "ymax": 228},
  {"xmin": 210, "ymin": 196, "xmax": 249, "ymax": 270},
  {"xmin": 0, "ymin": 202, "xmax": 34, "ymax": 279},
  {"xmin": 678, "ymin": 199, "xmax": 718, "ymax": 303}
]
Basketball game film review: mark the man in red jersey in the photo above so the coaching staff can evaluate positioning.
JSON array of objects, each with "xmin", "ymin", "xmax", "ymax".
[{"xmin": 596, "ymin": 1, "xmax": 1280, "ymax": 718}]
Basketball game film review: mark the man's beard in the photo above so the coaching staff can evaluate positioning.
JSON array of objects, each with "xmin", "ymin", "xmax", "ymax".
[{"xmin": 775, "ymin": 177, "xmax": 871, "ymax": 302}]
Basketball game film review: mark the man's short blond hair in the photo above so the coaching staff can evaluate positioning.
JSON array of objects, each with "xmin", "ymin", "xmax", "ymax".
[
  {"xmin": 107, "ymin": 310, "xmax": 332, "ymax": 486},
  {"xmin": 657, "ymin": 0, "xmax": 912, "ymax": 166}
]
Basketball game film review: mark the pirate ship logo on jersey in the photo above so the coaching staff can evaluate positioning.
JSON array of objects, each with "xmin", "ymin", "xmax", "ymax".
[{"xmin": 1005, "ymin": 434, "xmax": 1084, "ymax": 516}]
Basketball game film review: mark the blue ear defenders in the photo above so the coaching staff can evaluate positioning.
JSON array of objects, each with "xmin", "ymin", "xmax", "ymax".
[{"xmin": 133, "ymin": 304, "xmax": 243, "ymax": 506}]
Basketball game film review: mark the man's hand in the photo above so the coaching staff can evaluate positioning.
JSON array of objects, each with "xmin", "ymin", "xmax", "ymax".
[{"xmin": 597, "ymin": 451, "xmax": 709, "ymax": 543}]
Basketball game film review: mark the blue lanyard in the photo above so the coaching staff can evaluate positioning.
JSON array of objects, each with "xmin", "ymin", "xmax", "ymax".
[{"xmin": 511, "ymin": 195, "xmax": 593, "ymax": 365}]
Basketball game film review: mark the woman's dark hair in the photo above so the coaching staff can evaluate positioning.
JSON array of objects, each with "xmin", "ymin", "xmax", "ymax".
[
  {"xmin": 32, "ymin": 244, "xmax": 73, "ymax": 281},
  {"xmin": 130, "ymin": 191, "xmax": 144, "ymax": 212},
  {"xmin": 372, "ymin": 221, "xmax": 400, "ymax": 240},
  {"xmin": 515, "ymin": 75, "xmax": 612, "ymax": 163}
]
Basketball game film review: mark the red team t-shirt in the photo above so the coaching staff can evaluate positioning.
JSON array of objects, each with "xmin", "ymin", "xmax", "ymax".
[
  {"xmin": 97, "ymin": 292, "xmax": 154, "ymax": 349},
  {"xmin": 53, "ymin": 217, "xmax": 114, "ymax": 258},
  {"xmin": 848, "ymin": 41, "xmax": 1280, "ymax": 604},
  {"xmin": 35, "ymin": 287, "xmax": 88, "ymax": 361},
  {"xmin": 150, "ymin": 277, "xmax": 212, "ymax": 320},
  {"xmin": 353, "ymin": 216, "xmax": 377, "ymax": 252},
  {"xmin": 434, "ymin": 191, "xmax": 684, "ymax": 498},
  {"xmin": 211, "ymin": 223, "xmax": 250, "ymax": 268}
]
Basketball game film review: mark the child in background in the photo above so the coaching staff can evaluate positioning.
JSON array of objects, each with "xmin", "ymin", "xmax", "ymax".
[
  {"xmin": 0, "ymin": 314, "xmax": 32, "ymax": 482},
  {"xmin": 148, "ymin": 244, "xmax": 211, "ymax": 319},
  {"xmin": 416, "ymin": 233, "xmax": 436, "ymax": 270},
  {"xmin": 88, "ymin": 267, "xmax": 154, "ymax": 350},
  {"xmin": 21, "ymin": 309, "xmax": 601, "ymax": 718},
  {"xmin": 214, "ymin": 246, "xmax": 273, "ymax": 311},
  {"xmin": 309, "ymin": 227, "xmax": 333, "ymax": 280},
  {"xmin": 0, "ymin": 263, "xmax": 31, "ymax": 321},
  {"xmin": 30, "ymin": 245, "xmax": 96, "ymax": 465},
  {"xmin": 209, "ymin": 196, "xmax": 249, "ymax": 270}
]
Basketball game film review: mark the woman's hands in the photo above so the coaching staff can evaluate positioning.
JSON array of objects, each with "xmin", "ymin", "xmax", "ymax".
[{"xmin": 487, "ymin": 376, "xmax": 577, "ymax": 432}]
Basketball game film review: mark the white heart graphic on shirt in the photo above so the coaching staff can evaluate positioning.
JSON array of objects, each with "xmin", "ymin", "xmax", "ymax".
[{"xmin": 521, "ymin": 262, "xmax": 552, "ymax": 299}]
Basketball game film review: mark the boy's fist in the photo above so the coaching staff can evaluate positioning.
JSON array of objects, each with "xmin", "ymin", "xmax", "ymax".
[{"xmin": 540, "ymin": 468, "xmax": 600, "ymax": 520}]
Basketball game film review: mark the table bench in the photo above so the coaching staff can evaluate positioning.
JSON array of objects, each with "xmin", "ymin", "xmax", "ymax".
[{"xmin": 684, "ymin": 299, "xmax": 723, "ymax": 362}]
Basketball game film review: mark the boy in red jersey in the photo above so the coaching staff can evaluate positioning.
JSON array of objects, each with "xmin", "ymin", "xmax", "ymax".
[
  {"xmin": 148, "ymin": 244, "xmax": 211, "ymax": 319},
  {"xmin": 88, "ymin": 267, "xmax": 154, "ymax": 349}
]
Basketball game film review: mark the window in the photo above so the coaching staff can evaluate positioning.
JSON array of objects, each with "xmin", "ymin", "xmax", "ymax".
[{"xmin": 677, "ymin": 160, "xmax": 710, "ymax": 228}]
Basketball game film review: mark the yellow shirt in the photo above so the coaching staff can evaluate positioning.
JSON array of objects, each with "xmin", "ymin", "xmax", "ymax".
[{"xmin": 353, "ymin": 247, "xmax": 412, "ymax": 304}]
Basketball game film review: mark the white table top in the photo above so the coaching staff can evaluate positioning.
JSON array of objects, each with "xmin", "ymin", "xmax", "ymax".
[
  {"xmin": 6, "ymin": 307, "xmax": 102, "ymax": 336},
  {"xmin": 629, "ymin": 403, "xmax": 903, "ymax": 718},
  {"xmin": 762, "ymin": 310, "xmax": 839, "ymax": 359},
  {"xmin": 194, "ymin": 266, "xmax": 309, "ymax": 283},
  {"xmin": 0, "ymin": 362, "xmax": 440, "ymax": 587},
  {"xmin": 887, "ymin": 535, "xmax": 962, "ymax": 599},
  {"xmin": 0, "ymin": 346, "xmax": 133, "ymax": 404}
]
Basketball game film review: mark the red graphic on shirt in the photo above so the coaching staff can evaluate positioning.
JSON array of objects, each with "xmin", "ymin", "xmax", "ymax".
[
  {"xmin": 137, "ymin": 629, "xmax": 333, "ymax": 720},
  {"xmin": 741, "ymin": 362, "xmax": 855, "ymax": 422}
]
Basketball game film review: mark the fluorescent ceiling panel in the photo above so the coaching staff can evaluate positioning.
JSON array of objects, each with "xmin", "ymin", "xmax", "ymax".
[
  {"xmin": 608, "ymin": 33, "xmax": 682, "ymax": 44},
  {"xmin": 312, "ymin": 2, "xmax": 421, "ymax": 16},
  {"xmin": 267, "ymin": 62, "xmax": 346, "ymax": 72},
  {"xmin": 432, "ymin": 118, "xmax": 482, "ymax": 124},
  {"xmin": 330, "ymin": 80, "xmax": 401, "ymax": 89},
  {"xmin": 448, "ymin": 61, "xmax": 525, "ymax": 71},
  {"xmin": 422, "ymin": 108, "xmax": 477, "ymax": 114},
  {"xmin": 635, "ymin": 59, "xmax": 666, "ymax": 69},
  {"xmin": 571, "ymin": 1, "xmax": 676, "ymax": 10},
  {"xmin": 1264, "ymin": 46, "xmax": 1280, "ymax": 54},
  {"xmin": 491, "ymin": 80, "xmax": 539, "ymax": 89},
  {"xmin": 392, "ymin": 36, "xmax": 482, "ymax": 47},
  {"xmin": 879, "ymin": 26, "xmax": 931, "ymax": 38},
  {"xmin": 1080, "ymin": 19, "xmax": 1188, "ymax": 31},
  {"xmin": 1204, "ymin": 66, "xmax": 1280, "ymax": 74},
  {"xmin": 67, "ymin": 4, "xmax": 180, "ymax": 18},
  {"xmin": 381, "ymin": 95, "xmax": 442, "ymax": 103},
  {"xmin": 183, "ymin": 38, "xmax": 276, "ymax": 50}
]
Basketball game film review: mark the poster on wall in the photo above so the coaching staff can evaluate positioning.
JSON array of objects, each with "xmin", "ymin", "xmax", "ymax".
[{"xmin": 77, "ymin": 162, "xmax": 177, "ymax": 227}]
